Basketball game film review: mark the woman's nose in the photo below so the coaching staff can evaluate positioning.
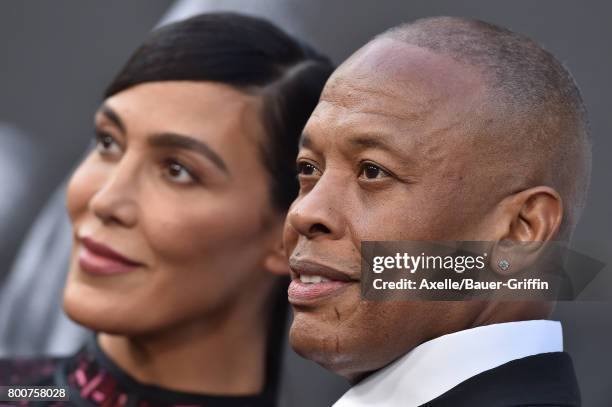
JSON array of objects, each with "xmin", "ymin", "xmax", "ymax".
[{"xmin": 88, "ymin": 161, "xmax": 139, "ymax": 228}]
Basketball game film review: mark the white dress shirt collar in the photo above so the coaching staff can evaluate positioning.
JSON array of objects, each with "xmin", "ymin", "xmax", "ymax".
[{"xmin": 333, "ymin": 320, "xmax": 563, "ymax": 407}]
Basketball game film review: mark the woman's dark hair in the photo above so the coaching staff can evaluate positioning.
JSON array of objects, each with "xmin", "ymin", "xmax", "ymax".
[{"xmin": 105, "ymin": 12, "xmax": 334, "ymax": 211}]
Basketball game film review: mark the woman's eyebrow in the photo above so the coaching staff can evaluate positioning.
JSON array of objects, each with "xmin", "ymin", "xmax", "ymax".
[
  {"xmin": 149, "ymin": 132, "xmax": 229, "ymax": 176},
  {"xmin": 99, "ymin": 105, "xmax": 126, "ymax": 133}
]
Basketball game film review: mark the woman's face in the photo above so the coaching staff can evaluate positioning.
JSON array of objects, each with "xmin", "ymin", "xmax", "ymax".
[{"xmin": 65, "ymin": 81, "xmax": 285, "ymax": 335}]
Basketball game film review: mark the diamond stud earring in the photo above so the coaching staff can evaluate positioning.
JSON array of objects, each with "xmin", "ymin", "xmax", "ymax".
[{"xmin": 498, "ymin": 259, "xmax": 510, "ymax": 271}]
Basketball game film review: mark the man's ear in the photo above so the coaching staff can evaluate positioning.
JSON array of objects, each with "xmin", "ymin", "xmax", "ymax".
[
  {"xmin": 263, "ymin": 237, "xmax": 291, "ymax": 276},
  {"xmin": 490, "ymin": 186, "xmax": 563, "ymax": 275},
  {"xmin": 505, "ymin": 186, "xmax": 563, "ymax": 242}
]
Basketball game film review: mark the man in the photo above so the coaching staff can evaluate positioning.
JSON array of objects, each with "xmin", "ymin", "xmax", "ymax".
[{"xmin": 283, "ymin": 17, "xmax": 591, "ymax": 406}]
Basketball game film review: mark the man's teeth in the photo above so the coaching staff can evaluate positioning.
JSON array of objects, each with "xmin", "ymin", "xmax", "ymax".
[{"xmin": 299, "ymin": 274, "xmax": 331, "ymax": 284}]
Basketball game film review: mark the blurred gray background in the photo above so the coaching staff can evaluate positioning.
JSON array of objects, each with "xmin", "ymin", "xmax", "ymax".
[{"xmin": 0, "ymin": 1, "xmax": 610, "ymax": 406}]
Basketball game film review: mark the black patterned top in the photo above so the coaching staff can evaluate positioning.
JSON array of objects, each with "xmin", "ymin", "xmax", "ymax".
[{"xmin": 0, "ymin": 338, "xmax": 277, "ymax": 407}]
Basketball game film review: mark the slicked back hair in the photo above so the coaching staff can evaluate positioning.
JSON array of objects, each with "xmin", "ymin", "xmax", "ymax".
[{"xmin": 105, "ymin": 12, "xmax": 334, "ymax": 212}]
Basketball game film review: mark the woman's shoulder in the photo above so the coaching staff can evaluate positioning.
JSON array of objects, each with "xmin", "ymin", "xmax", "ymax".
[{"xmin": 0, "ymin": 355, "xmax": 65, "ymax": 385}]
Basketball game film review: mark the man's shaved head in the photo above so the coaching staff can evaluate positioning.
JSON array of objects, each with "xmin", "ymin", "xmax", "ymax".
[{"xmin": 380, "ymin": 16, "xmax": 591, "ymax": 239}]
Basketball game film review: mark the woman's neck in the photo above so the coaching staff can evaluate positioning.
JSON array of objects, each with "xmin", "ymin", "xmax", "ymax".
[{"xmin": 97, "ymin": 301, "xmax": 270, "ymax": 395}]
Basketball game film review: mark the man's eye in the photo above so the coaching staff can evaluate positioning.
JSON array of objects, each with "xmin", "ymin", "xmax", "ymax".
[
  {"xmin": 297, "ymin": 161, "xmax": 321, "ymax": 177},
  {"xmin": 94, "ymin": 132, "xmax": 122, "ymax": 156},
  {"xmin": 163, "ymin": 160, "xmax": 197, "ymax": 184},
  {"xmin": 359, "ymin": 163, "xmax": 390, "ymax": 180}
]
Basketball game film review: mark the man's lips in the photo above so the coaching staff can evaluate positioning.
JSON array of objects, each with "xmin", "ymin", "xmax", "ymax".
[
  {"xmin": 78, "ymin": 236, "xmax": 144, "ymax": 275},
  {"xmin": 288, "ymin": 258, "xmax": 359, "ymax": 303}
]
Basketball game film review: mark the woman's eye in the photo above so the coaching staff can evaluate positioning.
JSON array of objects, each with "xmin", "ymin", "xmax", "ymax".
[
  {"xmin": 95, "ymin": 132, "xmax": 122, "ymax": 156},
  {"xmin": 359, "ymin": 163, "xmax": 390, "ymax": 180},
  {"xmin": 163, "ymin": 160, "xmax": 197, "ymax": 184},
  {"xmin": 297, "ymin": 161, "xmax": 321, "ymax": 177}
]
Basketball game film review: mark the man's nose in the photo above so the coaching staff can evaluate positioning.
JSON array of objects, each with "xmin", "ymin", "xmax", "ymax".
[
  {"xmin": 88, "ymin": 159, "xmax": 139, "ymax": 228},
  {"xmin": 287, "ymin": 174, "xmax": 346, "ymax": 240}
]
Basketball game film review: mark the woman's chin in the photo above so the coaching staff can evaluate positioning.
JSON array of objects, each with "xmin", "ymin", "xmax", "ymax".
[{"xmin": 63, "ymin": 283, "xmax": 148, "ymax": 336}]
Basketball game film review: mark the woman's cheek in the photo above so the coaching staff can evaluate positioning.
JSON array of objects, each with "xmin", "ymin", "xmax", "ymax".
[
  {"xmin": 66, "ymin": 156, "xmax": 104, "ymax": 222},
  {"xmin": 145, "ymin": 199, "xmax": 261, "ymax": 262}
]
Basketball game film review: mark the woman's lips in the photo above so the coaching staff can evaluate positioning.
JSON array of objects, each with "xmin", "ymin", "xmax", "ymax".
[{"xmin": 78, "ymin": 237, "xmax": 143, "ymax": 276}]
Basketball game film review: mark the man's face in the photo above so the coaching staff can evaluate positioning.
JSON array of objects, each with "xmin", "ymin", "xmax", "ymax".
[{"xmin": 283, "ymin": 38, "xmax": 499, "ymax": 380}]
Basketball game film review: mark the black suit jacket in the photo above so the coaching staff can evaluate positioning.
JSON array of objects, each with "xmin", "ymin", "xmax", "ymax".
[{"xmin": 422, "ymin": 352, "xmax": 580, "ymax": 407}]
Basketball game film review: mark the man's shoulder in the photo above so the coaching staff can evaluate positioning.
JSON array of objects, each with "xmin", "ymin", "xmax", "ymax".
[{"xmin": 421, "ymin": 352, "xmax": 581, "ymax": 407}]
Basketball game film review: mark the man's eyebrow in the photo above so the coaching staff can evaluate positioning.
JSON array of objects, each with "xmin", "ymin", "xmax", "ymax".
[
  {"xmin": 99, "ymin": 105, "xmax": 126, "ymax": 133},
  {"xmin": 347, "ymin": 134, "xmax": 417, "ymax": 167},
  {"xmin": 149, "ymin": 133, "xmax": 229, "ymax": 175},
  {"xmin": 299, "ymin": 132, "xmax": 312, "ymax": 148},
  {"xmin": 348, "ymin": 135, "xmax": 395, "ymax": 152},
  {"xmin": 300, "ymin": 132, "xmax": 403, "ymax": 157}
]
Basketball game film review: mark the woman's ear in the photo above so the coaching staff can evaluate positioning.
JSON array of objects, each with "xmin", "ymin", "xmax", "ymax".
[
  {"xmin": 262, "ymin": 215, "xmax": 291, "ymax": 276},
  {"xmin": 490, "ymin": 186, "xmax": 563, "ymax": 275},
  {"xmin": 263, "ymin": 238, "xmax": 291, "ymax": 276}
]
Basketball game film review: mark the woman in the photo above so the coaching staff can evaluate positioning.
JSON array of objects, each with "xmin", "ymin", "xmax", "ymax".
[{"xmin": 0, "ymin": 12, "xmax": 333, "ymax": 406}]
